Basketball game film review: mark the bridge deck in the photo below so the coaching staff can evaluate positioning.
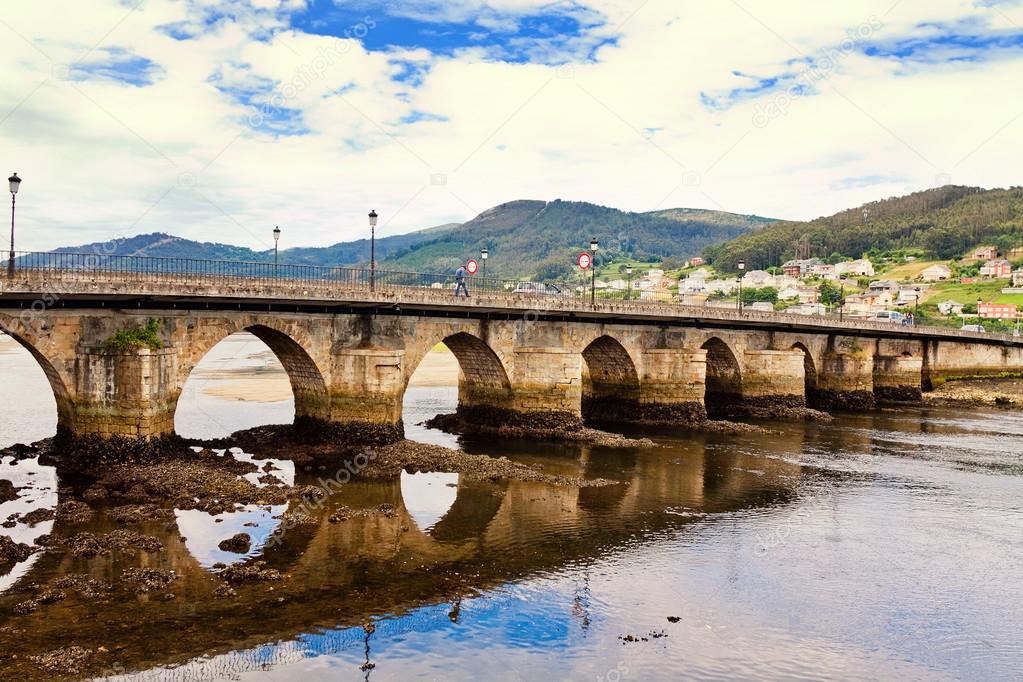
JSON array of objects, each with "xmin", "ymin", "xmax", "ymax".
[{"xmin": 2, "ymin": 264, "xmax": 1019, "ymax": 346}]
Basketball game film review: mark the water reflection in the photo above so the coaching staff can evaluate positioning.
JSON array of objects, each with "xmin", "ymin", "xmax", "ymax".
[{"xmin": 2, "ymin": 342, "xmax": 1023, "ymax": 680}]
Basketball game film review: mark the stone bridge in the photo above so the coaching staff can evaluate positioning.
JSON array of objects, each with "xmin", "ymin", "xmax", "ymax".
[{"xmin": 2, "ymin": 267, "xmax": 1022, "ymax": 440}]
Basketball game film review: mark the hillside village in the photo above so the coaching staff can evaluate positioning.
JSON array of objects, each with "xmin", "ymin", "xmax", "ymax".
[{"xmin": 591, "ymin": 245, "xmax": 1023, "ymax": 332}]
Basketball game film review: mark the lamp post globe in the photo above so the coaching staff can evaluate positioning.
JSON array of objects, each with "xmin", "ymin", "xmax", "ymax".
[
  {"xmin": 272, "ymin": 226, "xmax": 281, "ymax": 271},
  {"xmin": 8, "ymin": 172, "xmax": 21, "ymax": 279},
  {"xmin": 368, "ymin": 210, "xmax": 378, "ymax": 291}
]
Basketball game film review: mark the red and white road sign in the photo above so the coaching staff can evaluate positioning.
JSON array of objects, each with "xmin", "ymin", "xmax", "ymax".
[
  {"xmin": 577, "ymin": 252, "xmax": 592, "ymax": 270},
  {"xmin": 466, "ymin": 259, "xmax": 479, "ymax": 275}
]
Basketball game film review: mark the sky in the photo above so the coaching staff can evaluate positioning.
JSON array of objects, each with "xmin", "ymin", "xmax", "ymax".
[{"xmin": 2, "ymin": 0, "xmax": 1023, "ymax": 252}]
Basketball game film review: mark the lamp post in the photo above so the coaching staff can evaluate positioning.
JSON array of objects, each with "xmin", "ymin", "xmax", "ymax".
[
  {"xmin": 272, "ymin": 225, "xmax": 281, "ymax": 275},
  {"xmin": 7, "ymin": 172, "xmax": 20, "ymax": 279},
  {"xmin": 737, "ymin": 259, "xmax": 746, "ymax": 311},
  {"xmin": 480, "ymin": 246, "xmax": 488, "ymax": 285},
  {"xmin": 626, "ymin": 265, "xmax": 633, "ymax": 302},
  {"xmin": 589, "ymin": 237, "xmax": 598, "ymax": 307},
  {"xmin": 839, "ymin": 282, "xmax": 845, "ymax": 321},
  {"xmin": 368, "ymin": 209, "xmax": 378, "ymax": 291}
]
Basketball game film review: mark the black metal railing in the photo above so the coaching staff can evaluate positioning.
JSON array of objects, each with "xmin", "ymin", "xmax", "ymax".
[{"xmin": 4, "ymin": 250, "xmax": 1018, "ymax": 342}]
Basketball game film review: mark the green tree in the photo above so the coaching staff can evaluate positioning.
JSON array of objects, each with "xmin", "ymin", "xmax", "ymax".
[{"xmin": 818, "ymin": 280, "xmax": 844, "ymax": 306}]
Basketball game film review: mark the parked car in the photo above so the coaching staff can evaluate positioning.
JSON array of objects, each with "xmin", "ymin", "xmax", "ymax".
[
  {"xmin": 871, "ymin": 311, "xmax": 905, "ymax": 324},
  {"xmin": 960, "ymin": 324, "xmax": 985, "ymax": 332},
  {"xmin": 512, "ymin": 282, "xmax": 570, "ymax": 297}
]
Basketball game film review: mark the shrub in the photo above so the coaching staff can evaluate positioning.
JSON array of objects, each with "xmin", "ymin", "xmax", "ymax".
[{"xmin": 106, "ymin": 319, "xmax": 162, "ymax": 352}]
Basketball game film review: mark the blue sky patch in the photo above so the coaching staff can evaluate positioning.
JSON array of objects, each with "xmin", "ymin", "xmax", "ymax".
[
  {"xmin": 208, "ymin": 63, "xmax": 309, "ymax": 137},
  {"xmin": 290, "ymin": 0, "xmax": 614, "ymax": 65},
  {"xmin": 67, "ymin": 48, "xmax": 163, "ymax": 87}
]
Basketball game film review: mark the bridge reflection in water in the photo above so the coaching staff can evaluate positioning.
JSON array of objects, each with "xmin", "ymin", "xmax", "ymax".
[{"xmin": 0, "ymin": 434, "xmax": 804, "ymax": 680}]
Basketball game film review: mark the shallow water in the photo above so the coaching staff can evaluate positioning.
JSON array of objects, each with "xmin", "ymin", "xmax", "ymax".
[{"xmin": 1, "ymin": 333, "xmax": 1023, "ymax": 680}]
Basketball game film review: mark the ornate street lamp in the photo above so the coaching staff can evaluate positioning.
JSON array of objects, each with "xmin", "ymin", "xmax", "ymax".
[
  {"xmin": 368, "ymin": 209, "xmax": 378, "ymax": 291},
  {"xmin": 272, "ymin": 225, "xmax": 281, "ymax": 273},
  {"xmin": 737, "ymin": 259, "xmax": 746, "ymax": 311},
  {"xmin": 8, "ymin": 172, "xmax": 20, "ymax": 279},
  {"xmin": 626, "ymin": 265, "xmax": 633, "ymax": 302},
  {"xmin": 589, "ymin": 237, "xmax": 598, "ymax": 306},
  {"xmin": 480, "ymin": 246, "xmax": 488, "ymax": 283}
]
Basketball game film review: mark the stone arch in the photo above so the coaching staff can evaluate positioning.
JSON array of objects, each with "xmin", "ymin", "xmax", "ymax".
[
  {"xmin": 791, "ymin": 342, "xmax": 818, "ymax": 404},
  {"xmin": 0, "ymin": 326, "xmax": 75, "ymax": 432},
  {"xmin": 700, "ymin": 337, "xmax": 742, "ymax": 417},
  {"xmin": 174, "ymin": 323, "xmax": 330, "ymax": 433},
  {"xmin": 580, "ymin": 335, "xmax": 640, "ymax": 422},
  {"xmin": 405, "ymin": 331, "xmax": 513, "ymax": 414}
]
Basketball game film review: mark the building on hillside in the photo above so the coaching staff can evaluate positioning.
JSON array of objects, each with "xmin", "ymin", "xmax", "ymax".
[
  {"xmin": 835, "ymin": 259, "xmax": 875, "ymax": 277},
  {"xmin": 679, "ymin": 272, "xmax": 707, "ymax": 292},
  {"xmin": 960, "ymin": 276, "xmax": 977, "ymax": 284},
  {"xmin": 971, "ymin": 246, "xmax": 998, "ymax": 260},
  {"xmin": 868, "ymin": 280, "xmax": 900, "ymax": 296},
  {"xmin": 1013, "ymin": 269, "xmax": 1023, "ymax": 288},
  {"xmin": 607, "ymin": 279, "xmax": 628, "ymax": 291},
  {"xmin": 646, "ymin": 269, "xmax": 665, "ymax": 283},
  {"xmin": 920, "ymin": 263, "xmax": 952, "ymax": 282},
  {"xmin": 784, "ymin": 303, "xmax": 827, "ymax": 316},
  {"xmin": 705, "ymin": 278, "xmax": 738, "ymax": 295},
  {"xmin": 747, "ymin": 302, "xmax": 775, "ymax": 312},
  {"xmin": 778, "ymin": 285, "xmax": 801, "ymax": 301},
  {"xmin": 781, "ymin": 258, "xmax": 824, "ymax": 278},
  {"xmin": 980, "ymin": 259, "xmax": 1013, "ymax": 278},
  {"xmin": 796, "ymin": 286, "xmax": 819, "ymax": 304},
  {"xmin": 937, "ymin": 300, "xmax": 965, "ymax": 316},
  {"xmin": 978, "ymin": 302, "xmax": 1018, "ymax": 319},
  {"xmin": 741, "ymin": 269, "xmax": 776, "ymax": 288},
  {"xmin": 897, "ymin": 286, "xmax": 926, "ymax": 306},
  {"xmin": 810, "ymin": 263, "xmax": 837, "ymax": 279},
  {"xmin": 689, "ymin": 257, "xmax": 705, "ymax": 267}
]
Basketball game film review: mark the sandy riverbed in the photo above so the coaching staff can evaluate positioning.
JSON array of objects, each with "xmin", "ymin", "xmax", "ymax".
[{"xmin": 201, "ymin": 344, "xmax": 459, "ymax": 403}]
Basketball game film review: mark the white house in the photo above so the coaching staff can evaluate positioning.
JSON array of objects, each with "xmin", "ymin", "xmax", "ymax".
[
  {"xmin": 778, "ymin": 285, "xmax": 801, "ymax": 300},
  {"xmin": 920, "ymin": 264, "xmax": 952, "ymax": 282},
  {"xmin": 742, "ymin": 270, "xmax": 776, "ymax": 288},
  {"xmin": 705, "ymin": 278, "xmax": 738, "ymax": 295},
  {"xmin": 937, "ymin": 300, "xmax": 964, "ymax": 316},
  {"xmin": 835, "ymin": 259, "xmax": 875, "ymax": 277}
]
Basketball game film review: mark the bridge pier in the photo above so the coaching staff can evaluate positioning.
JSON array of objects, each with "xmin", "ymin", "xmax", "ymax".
[
  {"xmin": 323, "ymin": 348, "xmax": 406, "ymax": 444},
  {"xmin": 738, "ymin": 350, "xmax": 807, "ymax": 414},
  {"xmin": 74, "ymin": 347, "xmax": 179, "ymax": 439},
  {"xmin": 873, "ymin": 355, "xmax": 923, "ymax": 403},
  {"xmin": 635, "ymin": 349, "xmax": 708, "ymax": 424},
  {"xmin": 814, "ymin": 342, "xmax": 876, "ymax": 411}
]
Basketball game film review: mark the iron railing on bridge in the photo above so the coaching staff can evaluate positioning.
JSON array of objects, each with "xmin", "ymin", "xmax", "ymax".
[{"xmin": 5, "ymin": 251, "xmax": 1019, "ymax": 343}]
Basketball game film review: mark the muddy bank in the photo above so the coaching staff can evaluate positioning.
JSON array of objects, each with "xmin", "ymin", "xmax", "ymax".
[
  {"xmin": 424, "ymin": 410, "xmax": 655, "ymax": 448},
  {"xmin": 923, "ymin": 378, "xmax": 1023, "ymax": 409}
]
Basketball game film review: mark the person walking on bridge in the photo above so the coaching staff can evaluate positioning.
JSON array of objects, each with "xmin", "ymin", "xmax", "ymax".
[{"xmin": 454, "ymin": 263, "xmax": 469, "ymax": 298}]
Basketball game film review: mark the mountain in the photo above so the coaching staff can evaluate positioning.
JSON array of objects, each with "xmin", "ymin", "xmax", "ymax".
[
  {"xmin": 380, "ymin": 200, "xmax": 775, "ymax": 279},
  {"xmin": 34, "ymin": 201, "xmax": 773, "ymax": 279},
  {"xmin": 41, "ymin": 223, "xmax": 460, "ymax": 267},
  {"xmin": 703, "ymin": 186, "xmax": 1023, "ymax": 272}
]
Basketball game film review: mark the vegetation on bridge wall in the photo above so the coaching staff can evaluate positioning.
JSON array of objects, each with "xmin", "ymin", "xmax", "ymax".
[{"xmin": 105, "ymin": 318, "xmax": 163, "ymax": 353}]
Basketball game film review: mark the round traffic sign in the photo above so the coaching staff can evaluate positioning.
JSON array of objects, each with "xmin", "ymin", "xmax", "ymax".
[
  {"xmin": 466, "ymin": 259, "xmax": 479, "ymax": 275},
  {"xmin": 577, "ymin": 252, "xmax": 591, "ymax": 270}
]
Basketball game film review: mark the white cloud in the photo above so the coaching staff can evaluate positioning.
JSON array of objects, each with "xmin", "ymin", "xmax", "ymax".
[{"xmin": 0, "ymin": 0, "xmax": 1022, "ymax": 251}]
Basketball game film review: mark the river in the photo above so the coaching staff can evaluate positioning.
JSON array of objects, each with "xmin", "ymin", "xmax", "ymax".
[{"xmin": 1, "ymin": 332, "xmax": 1022, "ymax": 681}]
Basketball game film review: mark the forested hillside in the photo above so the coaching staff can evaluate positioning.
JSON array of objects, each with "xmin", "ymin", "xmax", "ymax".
[
  {"xmin": 704, "ymin": 186, "xmax": 1023, "ymax": 272},
  {"xmin": 382, "ymin": 200, "xmax": 773, "ymax": 278}
]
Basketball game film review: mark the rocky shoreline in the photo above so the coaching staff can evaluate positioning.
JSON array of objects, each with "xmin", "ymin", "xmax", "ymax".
[{"xmin": 922, "ymin": 378, "xmax": 1023, "ymax": 409}]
